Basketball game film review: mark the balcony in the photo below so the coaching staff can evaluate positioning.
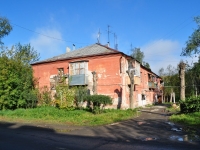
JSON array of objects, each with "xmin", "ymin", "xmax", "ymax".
[
  {"xmin": 69, "ymin": 74, "xmax": 88, "ymax": 85},
  {"xmin": 126, "ymin": 76, "xmax": 141, "ymax": 85},
  {"xmin": 148, "ymin": 81, "xmax": 157, "ymax": 88}
]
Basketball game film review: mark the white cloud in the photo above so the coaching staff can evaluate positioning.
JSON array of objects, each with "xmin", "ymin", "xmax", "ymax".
[
  {"xmin": 30, "ymin": 28, "xmax": 65, "ymax": 60},
  {"xmin": 141, "ymin": 39, "xmax": 188, "ymax": 74}
]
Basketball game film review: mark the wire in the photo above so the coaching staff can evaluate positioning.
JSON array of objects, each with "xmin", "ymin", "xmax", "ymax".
[{"xmin": 11, "ymin": 22, "xmax": 89, "ymax": 45}]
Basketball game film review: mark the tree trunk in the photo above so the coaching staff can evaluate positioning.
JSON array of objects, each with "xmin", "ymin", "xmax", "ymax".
[
  {"xmin": 173, "ymin": 92, "xmax": 175, "ymax": 103},
  {"xmin": 170, "ymin": 93, "xmax": 172, "ymax": 103},
  {"xmin": 179, "ymin": 62, "xmax": 186, "ymax": 101},
  {"xmin": 127, "ymin": 70, "xmax": 134, "ymax": 109}
]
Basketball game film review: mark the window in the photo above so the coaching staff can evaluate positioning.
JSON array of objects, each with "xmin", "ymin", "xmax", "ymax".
[
  {"xmin": 70, "ymin": 62, "xmax": 85, "ymax": 75},
  {"xmin": 69, "ymin": 61, "xmax": 88, "ymax": 85},
  {"xmin": 58, "ymin": 68, "xmax": 64, "ymax": 76}
]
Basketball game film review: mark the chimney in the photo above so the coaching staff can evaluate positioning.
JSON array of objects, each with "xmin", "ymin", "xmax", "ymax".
[
  {"xmin": 66, "ymin": 47, "xmax": 70, "ymax": 53},
  {"xmin": 106, "ymin": 42, "xmax": 110, "ymax": 47}
]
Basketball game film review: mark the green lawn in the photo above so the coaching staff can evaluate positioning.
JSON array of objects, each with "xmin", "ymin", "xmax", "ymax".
[
  {"xmin": 0, "ymin": 106, "xmax": 138, "ymax": 126},
  {"xmin": 170, "ymin": 112, "xmax": 200, "ymax": 126},
  {"xmin": 166, "ymin": 103, "xmax": 200, "ymax": 127}
]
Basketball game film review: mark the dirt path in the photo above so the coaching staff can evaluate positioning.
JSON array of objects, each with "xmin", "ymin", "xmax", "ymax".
[{"xmin": 66, "ymin": 105, "xmax": 200, "ymax": 144}]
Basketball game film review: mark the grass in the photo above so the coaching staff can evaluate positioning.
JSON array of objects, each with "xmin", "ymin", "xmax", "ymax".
[
  {"xmin": 167, "ymin": 103, "xmax": 200, "ymax": 126},
  {"xmin": 166, "ymin": 104, "xmax": 180, "ymax": 114},
  {"xmin": 170, "ymin": 112, "xmax": 200, "ymax": 126},
  {"xmin": 0, "ymin": 106, "xmax": 137, "ymax": 126}
]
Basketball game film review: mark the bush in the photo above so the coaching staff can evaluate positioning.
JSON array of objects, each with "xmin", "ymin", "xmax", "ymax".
[
  {"xmin": 55, "ymin": 84, "xmax": 75, "ymax": 110},
  {"xmin": 74, "ymin": 86, "xmax": 88, "ymax": 109},
  {"xmin": 37, "ymin": 86, "xmax": 52, "ymax": 106},
  {"xmin": 180, "ymin": 96, "xmax": 200, "ymax": 113},
  {"xmin": 86, "ymin": 94, "xmax": 112, "ymax": 114}
]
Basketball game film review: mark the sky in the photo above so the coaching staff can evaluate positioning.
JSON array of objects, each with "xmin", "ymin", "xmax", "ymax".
[{"xmin": 0, "ymin": 0, "xmax": 200, "ymax": 74}]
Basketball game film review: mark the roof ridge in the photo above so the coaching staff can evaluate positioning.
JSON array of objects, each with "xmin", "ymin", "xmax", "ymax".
[
  {"xmin": 31, "ymin": 43, "xmax": 122, "ymax": 65},
  {"xmin": 96, "ymin": 43, "xmax": 119, "ymax": 53}
]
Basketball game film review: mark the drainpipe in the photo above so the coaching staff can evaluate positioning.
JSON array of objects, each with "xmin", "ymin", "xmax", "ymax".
[{"xmin": 92, "ymin": 71, "xmax": 97, "ymax": 94}]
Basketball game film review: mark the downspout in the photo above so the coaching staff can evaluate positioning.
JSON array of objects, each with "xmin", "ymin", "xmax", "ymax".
[{"xmin": 92, "ymin": 71, "xmax": 97, "ymax": 94}]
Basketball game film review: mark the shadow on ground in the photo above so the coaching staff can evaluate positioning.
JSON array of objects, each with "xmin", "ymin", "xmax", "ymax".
[{"xmin": 0, "ymin": 105, "xmax": 199, "ymax": 150}]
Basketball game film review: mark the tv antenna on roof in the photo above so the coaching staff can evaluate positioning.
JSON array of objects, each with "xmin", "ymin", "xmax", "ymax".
[
  {"xmin": 106, "ymin": 25, "xmax": 112, "ymax": 46},
  {"xmin": 97, "ymin": 29, "xmax": 101, "ymax": 44},
  {"xmin": 113, "ymin": 33, "xmax": 118, "ymax": 50}
]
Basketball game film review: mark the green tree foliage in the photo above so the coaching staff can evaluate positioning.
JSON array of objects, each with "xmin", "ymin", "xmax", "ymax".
[
  {"xmin": 13, "ymin": 43, "xmax": 40, "ymax": 64},
  {"xmin": 181, "ymin": 16, "xmax": 200, "ymax": 56},
  {"xmin": 0, "ymin": 16, "xmax": 12, "ymax": 45},
  {"xmin": 131, "ymin": 47, "xmax": 144, "ymax": 63},
  {"xmin": 0, "ymin": 44, "xmax": 39, "ymax": 110},
  {"xmin": 158, "ymin": 65, "xmax": 179, "ymax": 101},
  {"xmin": 130, "ymin": 47, "xmax": 151, "ymax": 69},
  {"xmin": 180, "ymin": 16, "xmax": 200, "ymax": 97},
  {"xmin": 184, "ymin": 58, "xmax": 200, "ymax": 97},
  {"xmin": 55, "ymin": 83, "xmax": 76, "ymax": 110},
  {"xmin": 143, "ymin": 62, "xmax": 151, "ymax": 69}
]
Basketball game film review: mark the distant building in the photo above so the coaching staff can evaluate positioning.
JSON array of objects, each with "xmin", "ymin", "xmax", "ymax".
[{"xmin": 31, "ymin": 43, "xmax": 163, "ymax": 109}]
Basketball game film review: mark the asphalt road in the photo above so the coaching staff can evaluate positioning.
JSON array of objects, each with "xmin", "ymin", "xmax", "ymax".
[{"xmin": 0, "ymin": 105, "xmax": 199, "ymax": 150}]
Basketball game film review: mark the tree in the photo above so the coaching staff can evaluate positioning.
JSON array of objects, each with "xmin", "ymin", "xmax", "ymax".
[
  {"xmin": 13, "ymin": 43, "xmax": 40, "ymax": 64},
  {"xmin": 181, "ymin": 16, "xmax": 200, "ymax": 56},
  {"xmin": 131, "ymin": 47, "xmax": 144, "ymax": 63},
  {"xmin": 0, "ymin": 43, "xmax": 39, "ymax": 110},
  {"xmin": 130, "ymin": 47, "xmax": 151, "ymax": 69},
  {"xmin": 184, "ymin": 57, "xmax": 200, "ymax": 97},
  {"xmin": 143, "ymin": 61, "xmax": 151, "ymax": 69},
  {"xmin": 158, "ymin": 65, "xmax": 179, "ymax": 102},
  {"xmin": 0, "ymin": 16, "xmax": 12, "ymax": 45}
]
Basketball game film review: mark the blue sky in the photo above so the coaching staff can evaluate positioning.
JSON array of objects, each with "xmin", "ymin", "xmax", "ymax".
[{"xmin": 1, "ymin": 0, "xmax": 200, "ymax": 74}]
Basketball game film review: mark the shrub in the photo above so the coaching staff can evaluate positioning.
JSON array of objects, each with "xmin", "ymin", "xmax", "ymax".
[
  {"xmin": 74, "ymin": 86, "xmax": 88, "ymax": 109},
  {"xmin": 86, "ymin": 94, "xmax": 112, "ymax": 114},
  {"xmin": 180, "ymin": 96, "xmax": 200, "ymax": 113},
  {"xmin": 55, "ymin": 84, "xmax": 75, "ymax": 110},
  {"xmin": 37, "ymin": 86, "xmax": 52, "ymax": 106}
]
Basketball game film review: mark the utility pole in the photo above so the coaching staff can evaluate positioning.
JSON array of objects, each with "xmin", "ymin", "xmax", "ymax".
[{"xmin": 179, "ymin": 62, "xmax": 186, "ymax": 101}]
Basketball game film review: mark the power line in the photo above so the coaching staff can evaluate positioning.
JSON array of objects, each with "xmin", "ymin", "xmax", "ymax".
[
  {"xmin": 161, "ymin": 10, "xmax": 200, "ymax": 39},
  {"xmin": 11, "ymin": 22, "xmax": 88, "ymax": 45}
]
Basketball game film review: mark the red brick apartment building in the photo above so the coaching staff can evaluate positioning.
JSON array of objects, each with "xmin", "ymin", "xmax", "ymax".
[{"xmin": 31, "ymin": 43, "xmax": 163, "ymax": 109}]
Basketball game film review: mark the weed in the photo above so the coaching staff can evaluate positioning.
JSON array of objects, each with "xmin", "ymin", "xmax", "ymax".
[{"xmin": 0, "ymin": 106, "xmax": 137, "ymax": 126}]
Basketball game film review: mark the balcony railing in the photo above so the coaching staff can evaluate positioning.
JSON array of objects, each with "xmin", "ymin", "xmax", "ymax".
[
  {"xmin": 148, "ymin": 81, "xmax": 157, "ymax": 88},
  {"xmin": 69, "ymin": 74, "xmax": 88, "ymax": 85}
]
